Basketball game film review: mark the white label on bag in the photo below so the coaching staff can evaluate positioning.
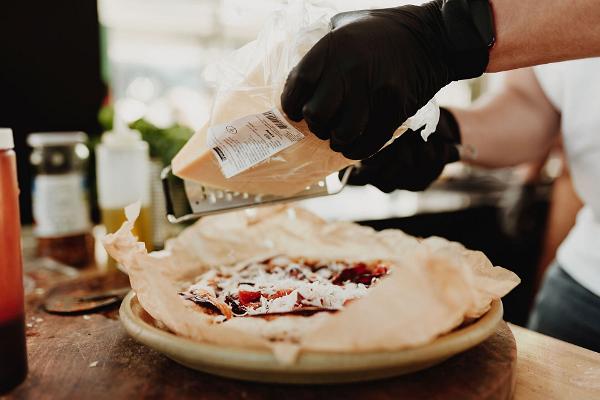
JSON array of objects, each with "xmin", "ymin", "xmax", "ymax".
[
  {"xmin": 207, "ymin": 108, "xmax": 305, "ymax": 178},
  {"xmin": 32, "ymin": 173, "xmax": 90, "ymax": 237}
]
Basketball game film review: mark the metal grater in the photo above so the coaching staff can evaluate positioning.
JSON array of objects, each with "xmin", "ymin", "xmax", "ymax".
[
  {"xmin": 160, "ymin": 118, "xmax": 473, "ymax": 224},
  {"xmin": 161, "ymin": 166, "xmax": 354, "ymax": 223},
  {"xmin": 161, "ymin": 125, "xmax": 409, "ymax": 224}
]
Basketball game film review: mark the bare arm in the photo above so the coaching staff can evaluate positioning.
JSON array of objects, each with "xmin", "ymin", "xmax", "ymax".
[
  {"xmin": 451, "ymin": 68, "xmax": 560, "ymax": 168},
  {"xmin": 488, "ymin": 0, "xmax": 600, "ymax": 71}
]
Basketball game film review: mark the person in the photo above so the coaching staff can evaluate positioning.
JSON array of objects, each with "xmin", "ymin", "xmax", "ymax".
[{"xmin": 281, "ymin": 0, "xmax": 600, "ymax": 351}]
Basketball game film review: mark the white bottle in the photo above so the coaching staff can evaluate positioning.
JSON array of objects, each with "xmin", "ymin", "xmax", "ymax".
[{"xmin": 96, "ymin": 129, "xmax": 153, "ymax": 255}]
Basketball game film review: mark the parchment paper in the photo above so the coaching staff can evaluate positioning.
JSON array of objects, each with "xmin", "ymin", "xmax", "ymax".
[{"xmin": 103, "ymin": 204, "xmax": 519, "ymax": 364}]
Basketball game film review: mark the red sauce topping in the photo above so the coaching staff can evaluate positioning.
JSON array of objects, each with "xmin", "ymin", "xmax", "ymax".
[
  {"xmin": 238, "ymin": 290, "xmax": 261, "ymax": 305},
  {"xmin": 332, "ymin": 263, "xmax": 388, "ymax": 286},
  {"xmin": 266, "ymin": 289, "xmax": 294, "ymax": 300}
]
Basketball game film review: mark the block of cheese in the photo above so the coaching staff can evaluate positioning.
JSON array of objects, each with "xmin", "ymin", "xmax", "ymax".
[
  {"xmin": 172, "ymin": 40, "xmax": 355, "ymax": 196},
  {"xmin": 172, "ymin": 117, "xmax": 352, "ymax": 197}
]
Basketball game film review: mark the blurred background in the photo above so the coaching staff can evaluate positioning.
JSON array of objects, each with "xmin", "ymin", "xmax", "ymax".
[{"xmin": 0, "ymin": 0, "xmax": 581, "ymax": 325}]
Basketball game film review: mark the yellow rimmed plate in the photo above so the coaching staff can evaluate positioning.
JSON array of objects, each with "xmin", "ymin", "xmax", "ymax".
[{"xmin": 120, "ymin": 291, "xmax": 502, "ymax": 384}]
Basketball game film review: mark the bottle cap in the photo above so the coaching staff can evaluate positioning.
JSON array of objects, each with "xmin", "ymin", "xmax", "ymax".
[
  {"xmin": 0, "ymin": 128, "xmax": 14, "ymax": 149},
  {"xmin": 101, "ymin": 129, "xmax": 147, "ymax": 149},
  {"xmin": 27, "ymin": 131, "xmax": 87, "ymax": 147}
]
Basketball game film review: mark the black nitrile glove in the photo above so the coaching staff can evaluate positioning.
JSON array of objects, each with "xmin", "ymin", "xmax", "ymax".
[
  {"xmin": 281, "ymin": 0, "xmax": 490, "ymax": 160},
  {"xmin": 345, "ymin": 108, "xmax": 461, "ymax": 193}
]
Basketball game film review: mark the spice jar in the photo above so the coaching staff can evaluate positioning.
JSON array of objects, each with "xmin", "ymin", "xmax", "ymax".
[
  {"xmin": 0, "ymin": 128, "xmax": 28, "ymax": 393},
  {"xmin": 28, "ymin": 132, "xmax": 94, "ymax": 267}
]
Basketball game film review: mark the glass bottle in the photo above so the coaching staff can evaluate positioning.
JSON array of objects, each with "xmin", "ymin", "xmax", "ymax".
[
  {"xmin": 27, "ymin": 132, "xmax": 94, "ymax": 267},
  {"xmin": 96, "ymin": 129, "xmax": 153, "ymax": 269},
  {"xmin": 0, "ymin": 128, "xmax": 28, "ymax": 393}
]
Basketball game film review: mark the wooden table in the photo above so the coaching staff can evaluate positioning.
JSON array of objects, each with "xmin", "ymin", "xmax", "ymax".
[
  {"xmin": 509, "ymin": 324, "xmax": 600, "ymax": 399},
  {"xmin": 5, "ymin": 267, "xmax": 600, "ymax": 400}
]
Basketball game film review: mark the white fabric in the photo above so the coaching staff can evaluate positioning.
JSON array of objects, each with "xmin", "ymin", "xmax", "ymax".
[{"xmin": 534, "ymin": 58, "xmax": 600, "ymax": 297}]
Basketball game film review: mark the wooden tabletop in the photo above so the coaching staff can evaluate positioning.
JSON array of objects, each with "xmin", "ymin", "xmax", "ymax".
[
  {"xmin": 5, "ymin": 267, "xmax": 600, "ymax": 400},
  {"xmin": 509, "ymin": 324, "xmax": 600, "ymax": 399}
]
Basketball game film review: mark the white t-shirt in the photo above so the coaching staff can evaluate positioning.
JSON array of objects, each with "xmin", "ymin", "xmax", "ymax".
[{"xmin": 534, "ymin": 58, "xmax": 600, "ymax": 297}]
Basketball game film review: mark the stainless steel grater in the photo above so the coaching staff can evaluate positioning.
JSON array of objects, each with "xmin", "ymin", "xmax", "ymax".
[
  {"xmin": 161, "ymin": 125, "xmax": 409, "ymax": 224},
  {"xmin": 160, "ymin": 118, "xmax": 473, "ymax": 223},
  {"xmin": 161, "ymin": 166, "xmax": 354, "ymax": 223}
]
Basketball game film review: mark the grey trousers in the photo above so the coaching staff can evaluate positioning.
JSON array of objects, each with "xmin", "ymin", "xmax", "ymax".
[{"xmin": 528, "ymin": 262, "xmax": 600, "ymax": 353}]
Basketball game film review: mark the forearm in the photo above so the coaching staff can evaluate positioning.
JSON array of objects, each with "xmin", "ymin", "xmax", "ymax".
[
  {"xmin": 451, "ymin": 69, "xmax": 560, "ymax": 168},
  {"xmin": 487, "ymin": 0, "xmax": 600, "ymax": 71}
]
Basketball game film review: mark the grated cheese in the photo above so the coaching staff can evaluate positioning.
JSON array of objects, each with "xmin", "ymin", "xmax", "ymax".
[{"xmin": 182, "ymin": 256, "xmax": 388, "ymax": 318}]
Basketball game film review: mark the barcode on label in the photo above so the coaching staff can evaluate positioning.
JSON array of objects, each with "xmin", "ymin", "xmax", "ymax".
[
  {"xmin": 262, "ymin": 111, "xmax": 288, "ymax": 130},
  {"xmin": 213, "ymin": 146, "xmax": 227, "ymax": 161}
]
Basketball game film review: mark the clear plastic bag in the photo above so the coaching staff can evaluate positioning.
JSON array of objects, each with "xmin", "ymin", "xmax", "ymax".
[{"xmin": 172, "ymin": 1, "xmax": 439, "ymax": 196}]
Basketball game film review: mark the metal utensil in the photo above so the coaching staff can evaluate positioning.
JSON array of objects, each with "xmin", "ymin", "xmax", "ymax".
[
  {"xmin": 161, "ymin": 118, "xmax": 475, "ymax": 223},
  {"xmin": 44, "ymin": 287, "xmax": 131, "ymax": 314},
  {"xmin": 161, "ymin": 165, "xmax": 355, "ymax": 223},
  {"xmin": 160, "ymin": 117, "xmax": 407, "ymax": 223}
]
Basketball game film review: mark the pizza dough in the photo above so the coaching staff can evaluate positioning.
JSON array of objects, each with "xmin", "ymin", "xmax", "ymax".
[{"xmin": 103, "ymin": 204, "xmax": 519, "ymax": 364}]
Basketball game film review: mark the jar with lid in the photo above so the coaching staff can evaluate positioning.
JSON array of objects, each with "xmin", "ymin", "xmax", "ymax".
[
  {"xmin": 0, "ymin": 128, "xmax": 28, "ymax": 393},
  {"xmin": 27, "ymin": 132, "xmax": 94, "ymax": 267}
]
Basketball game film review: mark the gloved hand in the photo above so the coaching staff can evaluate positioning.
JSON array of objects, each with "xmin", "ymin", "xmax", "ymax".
[
  {"xmin": 345, "ymin": 108, "xmax": 461, "ymax": 193},
  {"xmin": 281, "ymin": 0, "xmax": 490, "ymax": 160}
]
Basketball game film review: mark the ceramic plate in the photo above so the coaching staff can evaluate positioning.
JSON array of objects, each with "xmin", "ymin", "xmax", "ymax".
[{"xmin": 120, "ymin": 292, "xmax": 502, "ymax": 384}]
